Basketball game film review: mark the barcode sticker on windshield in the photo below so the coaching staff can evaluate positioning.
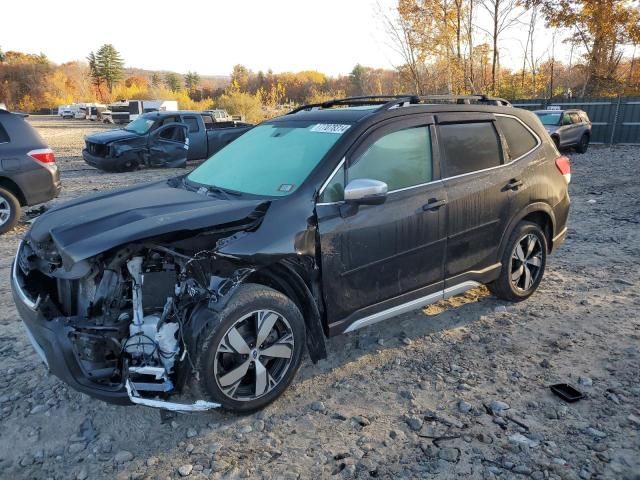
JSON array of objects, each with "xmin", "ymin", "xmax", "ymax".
[{"xmin": 310, "ymin": 124, "xmax": 351, "ymax": 134}]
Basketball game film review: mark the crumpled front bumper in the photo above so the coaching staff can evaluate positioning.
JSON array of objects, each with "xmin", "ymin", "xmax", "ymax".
[
  {"xmin": 82, "ymin": 148, "xmax": 118, "ymax": 171},
  {"xmin": 10, "ymin": 251, "xmax": 132, "ymax": 405},
  {"xmin": 11, "ymin": 247, "xmax": 221, "ymax": 412}
]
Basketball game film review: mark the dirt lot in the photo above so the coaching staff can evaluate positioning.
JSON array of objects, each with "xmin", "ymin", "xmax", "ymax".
[{"xmin": 0, "ymin": 116, "xmax": 638, "ymax": 480}]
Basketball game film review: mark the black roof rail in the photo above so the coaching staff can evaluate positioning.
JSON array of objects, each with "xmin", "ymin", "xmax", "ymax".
[
  {"xmin": 287, "ymin": 93, "xmax": 511, "ymax": 115},
  {"xmin": 287, "ymin": 95, "xmax": 417, "ymax": 114},
  {"xmin": 415, "ymin": 94, "xmax": 512, "ymax": 106}
]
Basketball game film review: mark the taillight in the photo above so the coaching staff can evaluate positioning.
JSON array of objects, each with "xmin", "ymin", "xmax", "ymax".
[
  {"xmin": 555, "ymin": 155, "xmax": 571, "ymax": 184},
  {"xmin": 28, "ymin": 148, "xmax": 56, "ymax": 164}
]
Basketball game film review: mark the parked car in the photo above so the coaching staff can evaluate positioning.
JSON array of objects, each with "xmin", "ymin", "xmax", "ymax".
[
  {"xmin": 82, "ymin": 111, "xmax": 253, "ymax": 172},
  {"xmin": 0, "ymin": 103, "xmax": 7, "ymax": 111},
  {"xmin": 12, "ymin": 95, "xmax": 570, "ymax": 413},
  {"xmin": 0, "ymin": 109, "xmax": 61, "ymax": 234},
  {"xmin": 534, "ymin": 107, "xmax": 592, "ymax": 152}
]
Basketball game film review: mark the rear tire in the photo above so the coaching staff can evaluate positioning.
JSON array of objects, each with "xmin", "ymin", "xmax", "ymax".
[
  {"xmin": 0, "ymin": 187, "xmax": 21, "ymax": 234},
  {"xmin": 192, "ymin": 284, "xmax": 306, "ymax": 413},
  {"xmin": 488, "ymin": 221, "xmax": 547, "ymax": 302},
  {"xmin": 575, "ymin": 133, "xmax": 589, "ymax": 153}
]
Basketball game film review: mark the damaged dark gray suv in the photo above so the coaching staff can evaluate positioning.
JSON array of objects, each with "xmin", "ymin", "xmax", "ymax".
[{"xmin": 11, "ymin": 95, "xmax": 571, "ymax": 413}]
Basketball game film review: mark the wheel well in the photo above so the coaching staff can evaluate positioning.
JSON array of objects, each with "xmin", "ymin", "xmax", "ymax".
[
  {"xmin": 522, "ymin": 211, "xmax": 553, "ymax": 251},
  {"xmin": 246, "ymin": 262, "xmax": 327, "ymax": 362},
  {"xmin": 0, "ymin": 177, "xmax": 26, "ymax": 206}
]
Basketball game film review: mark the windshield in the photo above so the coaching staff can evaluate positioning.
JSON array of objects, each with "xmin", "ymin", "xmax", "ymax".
[
  {"xmin": 124, "ymin": 116, "xmax": 155, "ymax": 134},
  {"xmin": 536, "ymin": 112, "xmax": 562, "ymax": 126},
  {"xmin": 187, "ymin": 121, "xmax": 349, "ymax": 197}
]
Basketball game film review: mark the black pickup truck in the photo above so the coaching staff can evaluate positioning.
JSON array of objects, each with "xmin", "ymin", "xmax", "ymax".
[{"xmin": 83, "ymin": 111, "xmax": 252, "ymax": 172}]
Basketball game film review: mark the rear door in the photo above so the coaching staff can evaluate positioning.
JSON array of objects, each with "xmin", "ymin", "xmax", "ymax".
[
  {"xmin": 436, "ymin": 113, "xmax": 514, "ymax": 283},
  {"xmin": 147, "ymin": 123, "xmax": 189, "ymax": 167},
  {"xmin": 316, "ymin": 115, "xmax": 447, "ymax": 331}
]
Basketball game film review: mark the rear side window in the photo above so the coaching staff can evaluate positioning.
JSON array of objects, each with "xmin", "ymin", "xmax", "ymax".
[
  {"xmin": 348, "ymin": 126, "xmax": 432, "ymax": 192},
  {"xmin": 439, "ymin": 122, "xmax": 502, "ymax": 177},
  {"xmin": 0, "ymin": 123, "xmax": 9, "ymax": 143},
  {"xmin": 202, "ymin": 115, "xmax": 214, "ymax": 128},
  {"xmin": 496, "ymin": 116, "xmax": 538, "ymax": 160},
  {"xmin": 183, "ymin": 116, "xmax": 199, "ymax": 133},
  {"xmin": 570, "ymin": 113, "xmax": 581, "ymax": 124}
]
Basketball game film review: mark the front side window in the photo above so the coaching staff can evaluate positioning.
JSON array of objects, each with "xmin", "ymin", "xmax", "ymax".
[
  {"xmin": 159, "ymin": 125, "xmax": 186, "ymax": 142},
  {"xmin": 187, "ymin": 121, "xmax": 348, "ymax": 197},
  {"xmin": 496, "ymin": 116, "xmax": 538, "ymax": 160},
  {"xmin": 349, "ymin": 126, "xmax": 432, "ymax": 192},
  {"xmin": 439, "ymin": 122, "xmax": 502, "ymax": 177},
  {"xmin": 318, "ymin": 126, "xmax": 433, "ymax": 203}
]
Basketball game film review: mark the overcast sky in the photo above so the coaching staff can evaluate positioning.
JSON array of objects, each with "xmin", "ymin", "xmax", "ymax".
[{"xmin": 1, "ymin": 0, "xmax": 593, "ymax": 77}]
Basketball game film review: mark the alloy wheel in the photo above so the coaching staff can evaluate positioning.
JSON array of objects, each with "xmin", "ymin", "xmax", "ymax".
[
  {"xmin": 0, "ymin": 195, "xmax": 11, "ymax": 227},
  {"xmin": 213, "ymin": 310, "xmax": 295, "ymax": 402},
  {"xmin": 510, "ymin": 233, "xmax": 543, "ymax": 292}
]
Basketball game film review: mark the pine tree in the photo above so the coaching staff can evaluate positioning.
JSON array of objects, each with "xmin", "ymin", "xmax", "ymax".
[
  {"xmin": 164, "ymin": 72, "xmax": 181, "ymax": 92},
  {"xmin": 94, "ymin": 44, "xmax": 124, "ymax": 93},
  {"xmin": 151, "ymin": 73, "xmax": 161, "ymax": 87},
  {"xmin": 184, "ymin": 71, "xmax": 201, "ymax": 92}
]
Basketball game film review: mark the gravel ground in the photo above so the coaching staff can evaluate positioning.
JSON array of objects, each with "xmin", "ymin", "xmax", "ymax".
[{"xmin": 0, "ymin": 116, "xmax": 638, "ymax": 480}]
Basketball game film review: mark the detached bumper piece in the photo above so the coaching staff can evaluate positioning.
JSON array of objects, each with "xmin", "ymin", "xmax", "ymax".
[{"xmin": 125, "ymin": 380, "xmax": 220, "ymax": 412}]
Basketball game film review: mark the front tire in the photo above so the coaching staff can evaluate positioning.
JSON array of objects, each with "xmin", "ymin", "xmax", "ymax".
[
  {"xmin": 575, "ymin": 133, "xmax": 589, "ymax": 153},
  {"xmin": 488, "ymin": 221, "xmax": 547, "ymax": 302},
  {"xmin": 0, "ymin": 188, "xmax": 21, "ymax": 234},
  {"xmin": 192, "ymin": 284, "xmax": 306, "ymax": 413}
]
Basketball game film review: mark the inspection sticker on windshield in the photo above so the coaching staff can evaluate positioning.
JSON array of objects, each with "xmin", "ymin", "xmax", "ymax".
[{"xmin": 310, "ymin": 123, "xmax": 351, "ymax": 134}]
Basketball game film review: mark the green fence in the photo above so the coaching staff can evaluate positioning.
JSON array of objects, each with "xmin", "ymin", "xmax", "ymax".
[{"xmin": 512, "ymin": 97, "xmax": 640, "ymax": 145}]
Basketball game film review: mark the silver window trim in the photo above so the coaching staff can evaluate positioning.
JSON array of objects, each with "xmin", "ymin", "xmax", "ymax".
[{"xmin": 316, "ymin": 114, "xmax": 541, "ymax": 206}]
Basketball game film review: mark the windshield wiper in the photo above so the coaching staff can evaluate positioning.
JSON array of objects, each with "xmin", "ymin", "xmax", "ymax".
[
  {"xmin": 182, "ymin": 177, "xmax": 242, "ymax": 199},
  {"xmin": 205, "ymin": 185, "xmax": 242, "ymax": 200}
]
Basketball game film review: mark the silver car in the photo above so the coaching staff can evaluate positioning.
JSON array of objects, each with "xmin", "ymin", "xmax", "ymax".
[{"xmin": 535, "ymin": 108, "xmax": 592, "ymax": 153}]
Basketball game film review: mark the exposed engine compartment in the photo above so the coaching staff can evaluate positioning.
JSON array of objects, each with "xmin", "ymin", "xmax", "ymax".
[{"xmin": 16, "ymin": 236, "xmax": 253, "ymax": 407}]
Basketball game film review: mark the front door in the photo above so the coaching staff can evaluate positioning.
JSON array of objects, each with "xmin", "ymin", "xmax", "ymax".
[
  {"xmin": 147, "ymin": 123, "xmax": 189, "ymax": 168},
  {"xmin": 316, "ymin": 116, "xmax": 447, "ymax": 333}
]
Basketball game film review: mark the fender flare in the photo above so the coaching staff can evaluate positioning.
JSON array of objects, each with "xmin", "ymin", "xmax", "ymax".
[
  {"xmin": 251, "ymin": 262, "xmax": 327, "ymax": 363},
  {"xmin": 497, "ymin": 202, "xmax": 556, "ymax": 260},
  {"xmin": 186, "ymin": 261, "xmax": 327, "ymax": 364}
]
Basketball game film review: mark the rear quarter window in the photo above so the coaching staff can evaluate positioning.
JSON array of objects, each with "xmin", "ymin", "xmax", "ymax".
[
  {"xmin": 496, "ymin": 116, "xmax": 538, "ymax": 160},
  {"xmin": 439, "ymin": 122, "xmax": 502, "ymax": 177}
]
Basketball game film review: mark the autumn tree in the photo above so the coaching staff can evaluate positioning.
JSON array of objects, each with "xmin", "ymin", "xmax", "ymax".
[
  {"xmin": 480, "ymin": 0, "xmax": 525, "ymax": 94},
  {"xmin": 525, "ymin": 0, "xmax": 640, "ymax": 95},
  {"xmin": 231, "ymin": 65, "xmax": 250, "ymax": 91}
]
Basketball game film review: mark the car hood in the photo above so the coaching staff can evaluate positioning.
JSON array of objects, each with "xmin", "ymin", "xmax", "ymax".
[
  {"xmin": 85, "ymin": 129, "xmax": 140, "ymax": 145},
  {"xmin": 28, "ymin": 180, "xmax": 267, "ymax": 266}
]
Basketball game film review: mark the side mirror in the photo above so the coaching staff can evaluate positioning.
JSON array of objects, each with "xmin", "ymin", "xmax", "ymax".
[{"xmin": 344, "ymin": 178, "xmax": 388, "ymax": 205}]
